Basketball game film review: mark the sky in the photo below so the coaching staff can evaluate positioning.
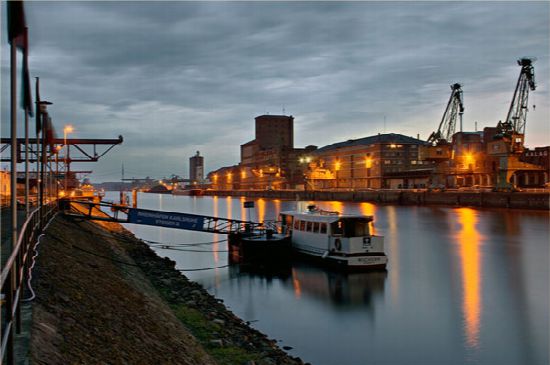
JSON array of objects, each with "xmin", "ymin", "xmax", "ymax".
[{"xmin": 1, "ymin": 1, "xmax": 549, "ymax": 182}]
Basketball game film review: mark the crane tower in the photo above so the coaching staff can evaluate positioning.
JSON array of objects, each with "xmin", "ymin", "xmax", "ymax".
[
  {"xmin": 427, "ymin": 83, "xmax": 465, "ymax": 146},
  {"xmin": 419, "ymin": 83, "xmax": 465, "ymax": 188},
  {"xmin": 488, "ymin": 58, "xmax": 542, "ymax": 190}
]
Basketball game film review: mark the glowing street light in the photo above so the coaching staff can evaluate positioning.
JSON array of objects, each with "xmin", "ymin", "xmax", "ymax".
[
  {"xmin": 54, "ymin": 145, "xmax": 62, "ymax": 198},
  {"xmin": 365, "ymin": 157, "xmax": 372, "ymax": 169},
  {"xmin": 63, "ymin": 125, "xmax": 74, "ymax": 143},
  {"xmin": 334, "ymin": 160, "xmax": 341, "ymax": 189}
]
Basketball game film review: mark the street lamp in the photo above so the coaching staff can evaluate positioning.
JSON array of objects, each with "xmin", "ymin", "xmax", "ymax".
[
  {"xmin": 63, "ymin": 125, "xmax": 74, "ymax": 192},
  {"xmin": 334, "ymin": 160, "xmax": 341, "ymax": 189},
  {"xmin": 54, "ymin": 145, "xmax": 62, "ymax": 198}
]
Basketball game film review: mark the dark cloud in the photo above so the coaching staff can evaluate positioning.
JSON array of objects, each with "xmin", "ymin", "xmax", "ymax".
[{"xmin": 1, "ymin": 1, "xmax": 548, "ymax": 181}]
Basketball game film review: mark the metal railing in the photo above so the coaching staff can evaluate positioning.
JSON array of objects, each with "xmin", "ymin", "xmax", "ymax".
[{"xmin": 1, "ymin": 202, "xmax": 57, "ymax": 365}]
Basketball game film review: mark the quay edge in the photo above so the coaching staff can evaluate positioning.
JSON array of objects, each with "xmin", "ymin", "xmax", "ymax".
[{"xmin": 201, "ymin": 190, "xmax": 550, "ymax": 210}]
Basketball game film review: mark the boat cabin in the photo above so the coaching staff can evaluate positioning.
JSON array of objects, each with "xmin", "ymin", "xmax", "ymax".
[
  {"xmin": 280, "ymin": 213, "xmax": 373, "ymax": 237},
  {"xmin": 279, "ymin": 208, "xmax": 382, "ymax": 257}
]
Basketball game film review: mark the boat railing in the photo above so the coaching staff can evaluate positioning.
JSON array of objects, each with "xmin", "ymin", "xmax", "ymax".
[{"xmin": 318, "ymin": 210, "xmax": 340, "ymax": 216}]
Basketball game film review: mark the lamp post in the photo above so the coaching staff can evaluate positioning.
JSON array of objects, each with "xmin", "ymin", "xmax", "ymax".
[
  {"xmin": 63, "ymin": 125, "xmax": 73, "ymax": 193},
  {"xmin": 54, "ymin": 145, "xmax": 62, "ymax": 198},
  {"xmin": 299, "ymin": 156, "xmax": 313, "ymax": 190},
  {"xmin": 38, "ymin": 100, "xmax": 52, "ymax": 209},
  {"xmin": 334, "ymin": 160, "xmax": 341, "ymax": 189}
]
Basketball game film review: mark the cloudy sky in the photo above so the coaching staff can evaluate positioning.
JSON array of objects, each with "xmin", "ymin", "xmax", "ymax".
[{"xmin": 1, "ymin": 1, "xmax": 549, "ymax": 182}]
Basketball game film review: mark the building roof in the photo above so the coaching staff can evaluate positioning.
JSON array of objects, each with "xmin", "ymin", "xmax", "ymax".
[
  {"xmin": 315, "ymin": 133, "xmax": 427, "ymax": 153},
  {"xmin": 240, "ymin": 140, "xmax": 257, "ymax": 147},
  {"xmin": 255, "ymin": 114, "xmax": 293, "ymax": 120}
]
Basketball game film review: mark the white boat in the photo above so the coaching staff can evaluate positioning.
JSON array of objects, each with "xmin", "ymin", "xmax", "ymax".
[{"xmin": 279, "ymin": 205, "xmax": 387, "ymax": 270}]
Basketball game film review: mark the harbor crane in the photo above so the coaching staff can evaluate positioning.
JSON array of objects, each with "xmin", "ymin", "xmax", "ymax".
[
  {"xmin": 488, "ymin": 58, "xmax": 542, "ymax": 190},
  {"xmin": 419, "ymin": 83, "xmax": 465, "ymax": 188},
  {"xmin": 492, "ymin": 58, "xmax": 536, "ymax": 154},
  {"xmin": 426, "ymin": 83, "xmax": 465, "ymax": 146}
]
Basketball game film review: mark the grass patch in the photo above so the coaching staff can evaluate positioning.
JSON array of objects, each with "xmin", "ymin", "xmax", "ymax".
[
  {"xmin": 172, "ymin": 305, "xmax": 221, "ymax": 342},
  {"xmin": 171, "ymin": 304, "xmax": 261, "ymax": 364},
  {"xmin": 210, "ymin": 347, "xmax": 261, "ymax": 365}
]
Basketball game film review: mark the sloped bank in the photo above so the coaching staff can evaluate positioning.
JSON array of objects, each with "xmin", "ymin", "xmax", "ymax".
[{"xmin": 30, "ymin": 213, "xmax": 304, "ymax": 365}]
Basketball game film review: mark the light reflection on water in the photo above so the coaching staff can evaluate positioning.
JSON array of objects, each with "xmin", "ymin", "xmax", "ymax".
[
  {"xmin": 455, "ymin": 208, "xmax": 483, "ymax": 351},
  {"xmin": 110, "ymin": 192, "xmax": 549, "ymax": 365}
]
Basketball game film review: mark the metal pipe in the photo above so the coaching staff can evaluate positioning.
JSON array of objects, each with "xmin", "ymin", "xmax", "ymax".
[
  {"xmin": 9, "ymin": 38, "xmax": 17, "ymax": 365},
  {"xmin": 35, "ymin": 78, "xmax": 41, "ymax": 220},
  {"xmin": 10, "ymin": 40, "xmax": 18, "ymax": 264},
  {"xmin": 25, "ymin": 112, "xmax": 29, "ymax": 216}
]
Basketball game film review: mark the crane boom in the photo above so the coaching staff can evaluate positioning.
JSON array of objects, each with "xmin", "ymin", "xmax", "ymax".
[
  {"xmin": 497, "ymin": 58, "xmax": 536, "ymax": 138},
  {"xmin": 427, "ymin": 83, "xmax": 464, "ymax": 145}
]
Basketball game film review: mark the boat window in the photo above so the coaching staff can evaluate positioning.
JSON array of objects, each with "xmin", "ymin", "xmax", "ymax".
[
  {"xmin": 284, "ymin": 215, "xmax": 293, "ymax": 228},
  {"xmin": 313, "ymin": 222, "xmax": 320, "ymax": 233},
  {"xmin": 306, "ymin": 221, "xmax": 313, "ymax": 232},
  {"xmin": 341, "ymin": 219, "xmax": 370, "ymax": 237},
  {"xmin": 354, "ymin": 221, "xmax": 370, "ymax": 236},
  {"xmin": 331, "ymin": 221, "xmax": 343, "ymax": 236},
  {"xmin": 300, "ymin": 220, "xmax": 306, "ymax": 231},
  {"xmin": 294, "ymin": 219, "xmax": 300, "ymax": 230},
  {"xmin": 320, "ymin": 223, "xmax": 327, "ymax": 234}
]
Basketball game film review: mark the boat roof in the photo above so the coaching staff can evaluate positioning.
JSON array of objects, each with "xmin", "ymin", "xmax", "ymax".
[{"xmin": 280, "ymin": 210, "xmax": 373, "ymax": 223}]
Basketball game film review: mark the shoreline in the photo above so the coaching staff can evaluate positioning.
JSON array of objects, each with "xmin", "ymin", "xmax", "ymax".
[
  {"xmin": 30, "ymin": 211, "xmax": 305, "ymax": 365},
  {"xmin": 114, "ymin": 226, "xmax": 306, "ymax": 365},
  {"xmin": 196, "ymin": 189, "xmax": 550, "ymax": 210}
]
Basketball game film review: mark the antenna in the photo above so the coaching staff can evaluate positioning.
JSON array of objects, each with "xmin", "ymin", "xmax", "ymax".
[{"xmin": 282, "ymin": 106, "xmax": 286, "ymax": 115}]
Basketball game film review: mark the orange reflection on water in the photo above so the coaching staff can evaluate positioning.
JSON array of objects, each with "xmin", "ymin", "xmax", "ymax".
[
  {"xmin": 327, "ymin": 201, "xmax": 344, "ymax": 214},
  {"xmin": 273, "ymin": 199, "xmax": 281, "ymax": 219},
  {"xmin": 240, "ymin": 197, "xmax": 247, "ymax": 220},
  {"xmin": 359, "ymin": 202, "xmax": 377, "ymax": 235},
  {"xmin": 456, "ymin": 208, "xmax": 483, "ymax": 349},
  {"xmin": 226, "ymin": 196, "xmax": 233, "ymax": 220},
  {"xmin": 257, "ymin": 198, "xmax": 266, "ymax": 223},
  {"xmin": 212, "ymin": 196, "xmax": 219, "ymax": 263},
  {"xmin": 291, "ymin": 268, "xmax": 302, "ymax": 299},
  {"xmin": 387, "ymin": 206, "xmax": 399, "ymax": 302}
]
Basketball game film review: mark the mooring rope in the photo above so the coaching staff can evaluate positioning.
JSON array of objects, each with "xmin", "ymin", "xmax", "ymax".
[{"xmin": 145, "ymin": 238, "xmax": 228, "ymax": 247}]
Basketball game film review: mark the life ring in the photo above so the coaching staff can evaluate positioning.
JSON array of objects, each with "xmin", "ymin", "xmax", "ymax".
[{"xmin": 335, "ymin": 238, "xmax": 342, "ymax": 251}]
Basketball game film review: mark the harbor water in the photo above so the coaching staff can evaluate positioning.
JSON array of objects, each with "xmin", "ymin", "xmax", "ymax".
[{"xmin": 108, "ymin": 192, "xmax": 549, "ymax": 365}]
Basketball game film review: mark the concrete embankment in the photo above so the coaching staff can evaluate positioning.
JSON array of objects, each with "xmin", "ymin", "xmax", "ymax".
[
  {"xmin": 202, "ymin": 190, "xmax": 550, "ymax": 210},
  {"xmin": 29, "ymin": 212, "xmax": 304, "ymax": 365}
]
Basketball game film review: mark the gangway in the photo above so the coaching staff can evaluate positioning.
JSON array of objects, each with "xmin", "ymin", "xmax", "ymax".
[{"xmin": 61, "ymin": 200, "xmax": 268, "ymax": 235}]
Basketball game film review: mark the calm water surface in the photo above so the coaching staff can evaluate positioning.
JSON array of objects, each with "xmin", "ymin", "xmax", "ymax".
[{"xmin": 108, "ymin": 192, "xmax": 549, "ymax": 365}]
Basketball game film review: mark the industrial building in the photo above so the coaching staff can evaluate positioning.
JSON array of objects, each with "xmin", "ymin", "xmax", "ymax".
[
  {"xmin": 189, "ymin": 151, "xmax": 204, "ymax": 184},
  {"xmin": 303, "ymin": 133, "xmax": 432, "ymax": 190},
  {"xmin": 209, "ymin": 115, "xmax": 315, "ymax": 190}
]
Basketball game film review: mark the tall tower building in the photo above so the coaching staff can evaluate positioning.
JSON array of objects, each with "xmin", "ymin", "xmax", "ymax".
[
  {"xmin": 189, "ymin": 151, "xmax": 204, "ymax": 184},
  {"xmin": 255, "ymin": 115, "xmax": 294, "ymax": 149}
]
